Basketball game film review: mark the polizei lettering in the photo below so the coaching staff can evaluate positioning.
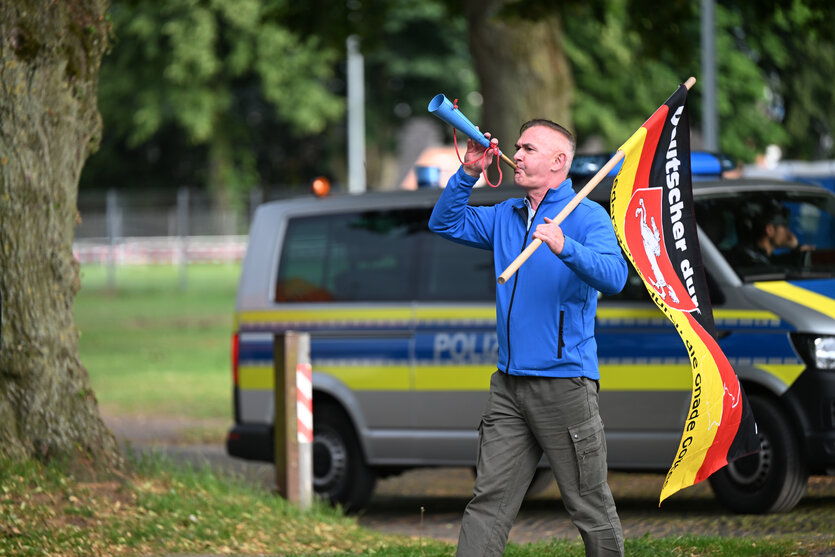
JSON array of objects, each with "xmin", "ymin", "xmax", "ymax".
[
  {"xmin": 664, "ymin": 105, "xmax": 699, "ymax": 310},
  {"xmin": 434, "ymin": 332, "xmax": 498, "ymax": 364}
]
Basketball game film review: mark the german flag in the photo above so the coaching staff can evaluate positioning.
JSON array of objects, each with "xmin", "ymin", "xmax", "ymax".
[{"xmin": 609, "ymin": 82, "xmax": 760, "ymax": 504}]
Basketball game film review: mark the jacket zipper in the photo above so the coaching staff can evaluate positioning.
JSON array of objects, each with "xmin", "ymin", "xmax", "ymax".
[
  {"xmin": 505, "ymin": 195, "xmax": 546, "ymax": 373},
  {"xmin": 557, "ymin": 309, "xmax": 565, "ymax": 358}
]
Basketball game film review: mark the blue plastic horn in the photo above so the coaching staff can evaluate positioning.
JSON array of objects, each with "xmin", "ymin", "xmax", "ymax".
[
  {"xmin": 427, "ymin": 94, "xmax": 514, "ymax": 168},
  {"xmin": 428, "ymin": 94, "xmax": 494, "ymax": 151}
]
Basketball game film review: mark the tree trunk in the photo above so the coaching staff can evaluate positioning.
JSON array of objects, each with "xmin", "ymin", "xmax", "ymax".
[
  {"xmin": 0, "ymin": 0, "xmax": 121, "ymax": 471},
  {"xmin": 466, "ymin": 0, "xmax": 574, "ymax": 183}
]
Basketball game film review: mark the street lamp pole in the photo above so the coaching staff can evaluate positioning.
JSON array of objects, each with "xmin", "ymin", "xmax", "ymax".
[{"xmin": 701, "ymin": 0, "xmax": 719, "ymax": 152}]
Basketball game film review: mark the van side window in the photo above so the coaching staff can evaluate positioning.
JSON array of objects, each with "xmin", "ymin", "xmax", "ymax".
[
  {"xmin": 276, "ymin": 210, "xmax": 423, "ymax": 302},
  {"xmin": 418, "ymin": 232, "xmax": 495, "ymax": 302}
]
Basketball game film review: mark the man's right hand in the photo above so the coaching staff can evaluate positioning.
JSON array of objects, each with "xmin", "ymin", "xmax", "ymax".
[{"xmin": 462, "ymin": 133, "xmax": 497, "ymax": 178}]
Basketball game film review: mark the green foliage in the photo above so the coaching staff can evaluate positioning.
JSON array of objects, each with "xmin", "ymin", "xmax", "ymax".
[
  {"xmin": 86, "ymin": 0, "xmax": 475, "ymax": 193},
  {"xmin": 255, "ymin": 31, "xmax": 342, "ymax": 134},
  {"xmin": 96, "ymin": 0, "xmax": 344, "ymax": 200},
  {"xmin": 102, "ymin": 0, "xmax": 343, "ymax": 144},
  {"xmin": 279, "ymin": 0, "xmax": 477, "ymax": 153},
  {"xmin": 723, "ymin": 0, "xmax": 835, "ymax": 159},
  {"xmin": 562, "ymin": 0, "xmax": 682, "ymax": 147},
  {"xmin": 561, "ymin": 0, "xmax": 789, "ymax": 163},
  {"xmin": 711, "ymin": 5, "xmax": 790, "ymax": 162},
  {"xmin": 604, "ymin": 0, "xmax": 833, "ymax": 161},
  {"xmin": 364, "ymin": 2, "xmax": 477, "ymax": 150},
  {"xmin": 87, "ymin": 0, "xmax": 833, "ymax": 197}
]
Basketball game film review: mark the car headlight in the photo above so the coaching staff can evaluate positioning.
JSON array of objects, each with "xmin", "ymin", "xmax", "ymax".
[
  {"xmin": 814, "ymin": 337, "xmax": 835, "ymax": 369},
  {"xmin": 792, "ymin": 334, "xmax": 835, "ymax": 370}
]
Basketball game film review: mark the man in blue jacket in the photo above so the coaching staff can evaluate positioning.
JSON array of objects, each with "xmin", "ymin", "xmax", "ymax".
[{"xmin": 429, "ymin": 120, "xmax": 627, "ymax": 556}]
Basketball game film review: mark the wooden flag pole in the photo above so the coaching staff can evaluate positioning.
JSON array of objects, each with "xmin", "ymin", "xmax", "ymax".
[
  {"xmin": 496, "ymin": 151, "xmax": 624, "ymax": 284},
  {"xmin": 500, "ymin": 153, "xmax": 518, "ymax": 170},
  {"xmin": 496, "ymin": 77, "xmax": 696, "ymax": 285}
]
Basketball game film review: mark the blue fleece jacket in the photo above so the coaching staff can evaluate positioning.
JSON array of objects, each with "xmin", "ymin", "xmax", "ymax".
[{"xmin": 429, "ymin": 167, "xmax": 627, "ymax": 379}]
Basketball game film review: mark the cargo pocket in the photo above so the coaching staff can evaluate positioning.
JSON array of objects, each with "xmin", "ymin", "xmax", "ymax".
[{"xmin": 568, "ymin": 414, "xmax": 607, "ymax": 495}]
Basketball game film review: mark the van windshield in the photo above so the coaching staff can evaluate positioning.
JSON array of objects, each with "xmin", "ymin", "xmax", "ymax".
[{"xmin": 695, "ymin": 188, "xmax": 835, "ymax": 282}]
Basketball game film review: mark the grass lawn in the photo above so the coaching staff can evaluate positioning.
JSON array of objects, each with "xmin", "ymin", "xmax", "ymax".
[
  {"xmin": 75, "ymin": 264, "xmax": 240, "ymax": 421},
  {"xmin": 0, "ymin": 454, "xmax": 823, "ymax": 557}
]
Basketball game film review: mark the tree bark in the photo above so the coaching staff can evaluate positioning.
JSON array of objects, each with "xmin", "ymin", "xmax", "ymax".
[
  {"xmin": 0, "ymin": 0, "xmax": 121, "ymax": 471},
  {"xmin": 465, "ymin": 0, "xmax": 574, "ymax": 183}
]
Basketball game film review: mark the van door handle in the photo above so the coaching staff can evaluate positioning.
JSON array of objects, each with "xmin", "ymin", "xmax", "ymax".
[{"xmin": 717, "ymin": 330, "xmax": 732, "ymax": 339}]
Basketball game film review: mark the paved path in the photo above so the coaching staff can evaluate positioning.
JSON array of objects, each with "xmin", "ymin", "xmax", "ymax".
[{"xmin": 363, "ymin": 467, "xmax": 835, "ymax": 545}]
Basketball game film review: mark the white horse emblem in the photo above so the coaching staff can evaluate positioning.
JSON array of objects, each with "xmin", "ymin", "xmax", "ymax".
[{"xmin": 636, "ymin": 198, "xmax": 679, "ymax": 303}]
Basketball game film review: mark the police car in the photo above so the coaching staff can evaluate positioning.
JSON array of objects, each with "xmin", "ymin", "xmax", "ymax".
[{"xmin": 227, "ymin": 153, "xmax": 835, "ymax": 513}]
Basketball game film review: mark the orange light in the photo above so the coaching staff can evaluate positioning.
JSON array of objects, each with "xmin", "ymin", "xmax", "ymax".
[{"xmin": 311, "ymin": 176, "xmax": 331, "ymax": 197}]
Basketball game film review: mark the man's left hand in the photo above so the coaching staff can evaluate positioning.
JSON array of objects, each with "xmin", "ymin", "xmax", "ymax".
[{"xmin": 533, "ymin": 217, "xmax": 565, "ymax": 255}]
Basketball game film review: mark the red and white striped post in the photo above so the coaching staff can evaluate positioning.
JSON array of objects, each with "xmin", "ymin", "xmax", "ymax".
[
  {"xmin": 274, "ymin": 332, "xmax": 313, "ymax": 510},
  {"xmin": 296, "ymin": 360, "xmax": 313, "ymax": 509}
]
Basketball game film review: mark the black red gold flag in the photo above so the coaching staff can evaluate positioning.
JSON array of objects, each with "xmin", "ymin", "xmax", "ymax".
[{"xmin": 609, "ymin": 83, "xmax": 760, "ymax": 504}]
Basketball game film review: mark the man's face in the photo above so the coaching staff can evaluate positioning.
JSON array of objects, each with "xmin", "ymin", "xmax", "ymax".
[
  {"xmin": 770, "ymin": 222, "xmax": 795, "ymax": 248},
  {"xmin": 512, "ymin": 126, "xmax": 571, "ymax": 191}
]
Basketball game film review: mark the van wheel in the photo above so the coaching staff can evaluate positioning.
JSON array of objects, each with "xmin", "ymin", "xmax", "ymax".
[
  {"xmin": 708, "ymin": 394, "xmax": 808, "ymax": 513},
  {"xmin": 313, "ymin": 402, "xmax": 376, "ymax": 512}
]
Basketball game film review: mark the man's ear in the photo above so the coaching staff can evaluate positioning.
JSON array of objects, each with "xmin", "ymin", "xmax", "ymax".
[{"xmin": 551, "ymin": 152, "xmax": 567, "ymax": 172}]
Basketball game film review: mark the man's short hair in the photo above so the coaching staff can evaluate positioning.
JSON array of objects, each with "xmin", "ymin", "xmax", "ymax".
[{"xmin": 519, "ymin": 119, "xmax": 576, "ymax": 156}]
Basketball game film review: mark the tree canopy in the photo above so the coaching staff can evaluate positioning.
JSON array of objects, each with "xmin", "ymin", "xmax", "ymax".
[
  {"xmin": 84, "ymin": 0, "xmax": 475, "ymax": 196},
  {"xmin": 95, "ymin": 0, "xmax": 345, "ymax": 205},
  {"xmin": 622, "ymin": 0, "xmax": 833, "ymax": 161},
  {"xmin": 82, "ymin": 0, "xmax": 834, "ymax": 196},
  {"xmin": 722, "ymin": 0, "xmax": 835, "ymax": 159}
]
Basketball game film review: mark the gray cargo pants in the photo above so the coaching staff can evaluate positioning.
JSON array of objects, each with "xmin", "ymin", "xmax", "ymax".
[{"xmin": 456, "ymin": 372, "xmax": 624, "ymax": 557}]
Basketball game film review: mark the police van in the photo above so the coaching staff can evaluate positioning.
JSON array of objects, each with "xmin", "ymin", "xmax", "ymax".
[{"xmin": 227, "ymin": 154, "xmax": 835, "ymax": 513}]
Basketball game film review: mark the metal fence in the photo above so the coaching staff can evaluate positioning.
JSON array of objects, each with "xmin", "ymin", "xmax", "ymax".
[{"xmin": 73, "ymin": 186, "xmax": 298, "ymax": 265}]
